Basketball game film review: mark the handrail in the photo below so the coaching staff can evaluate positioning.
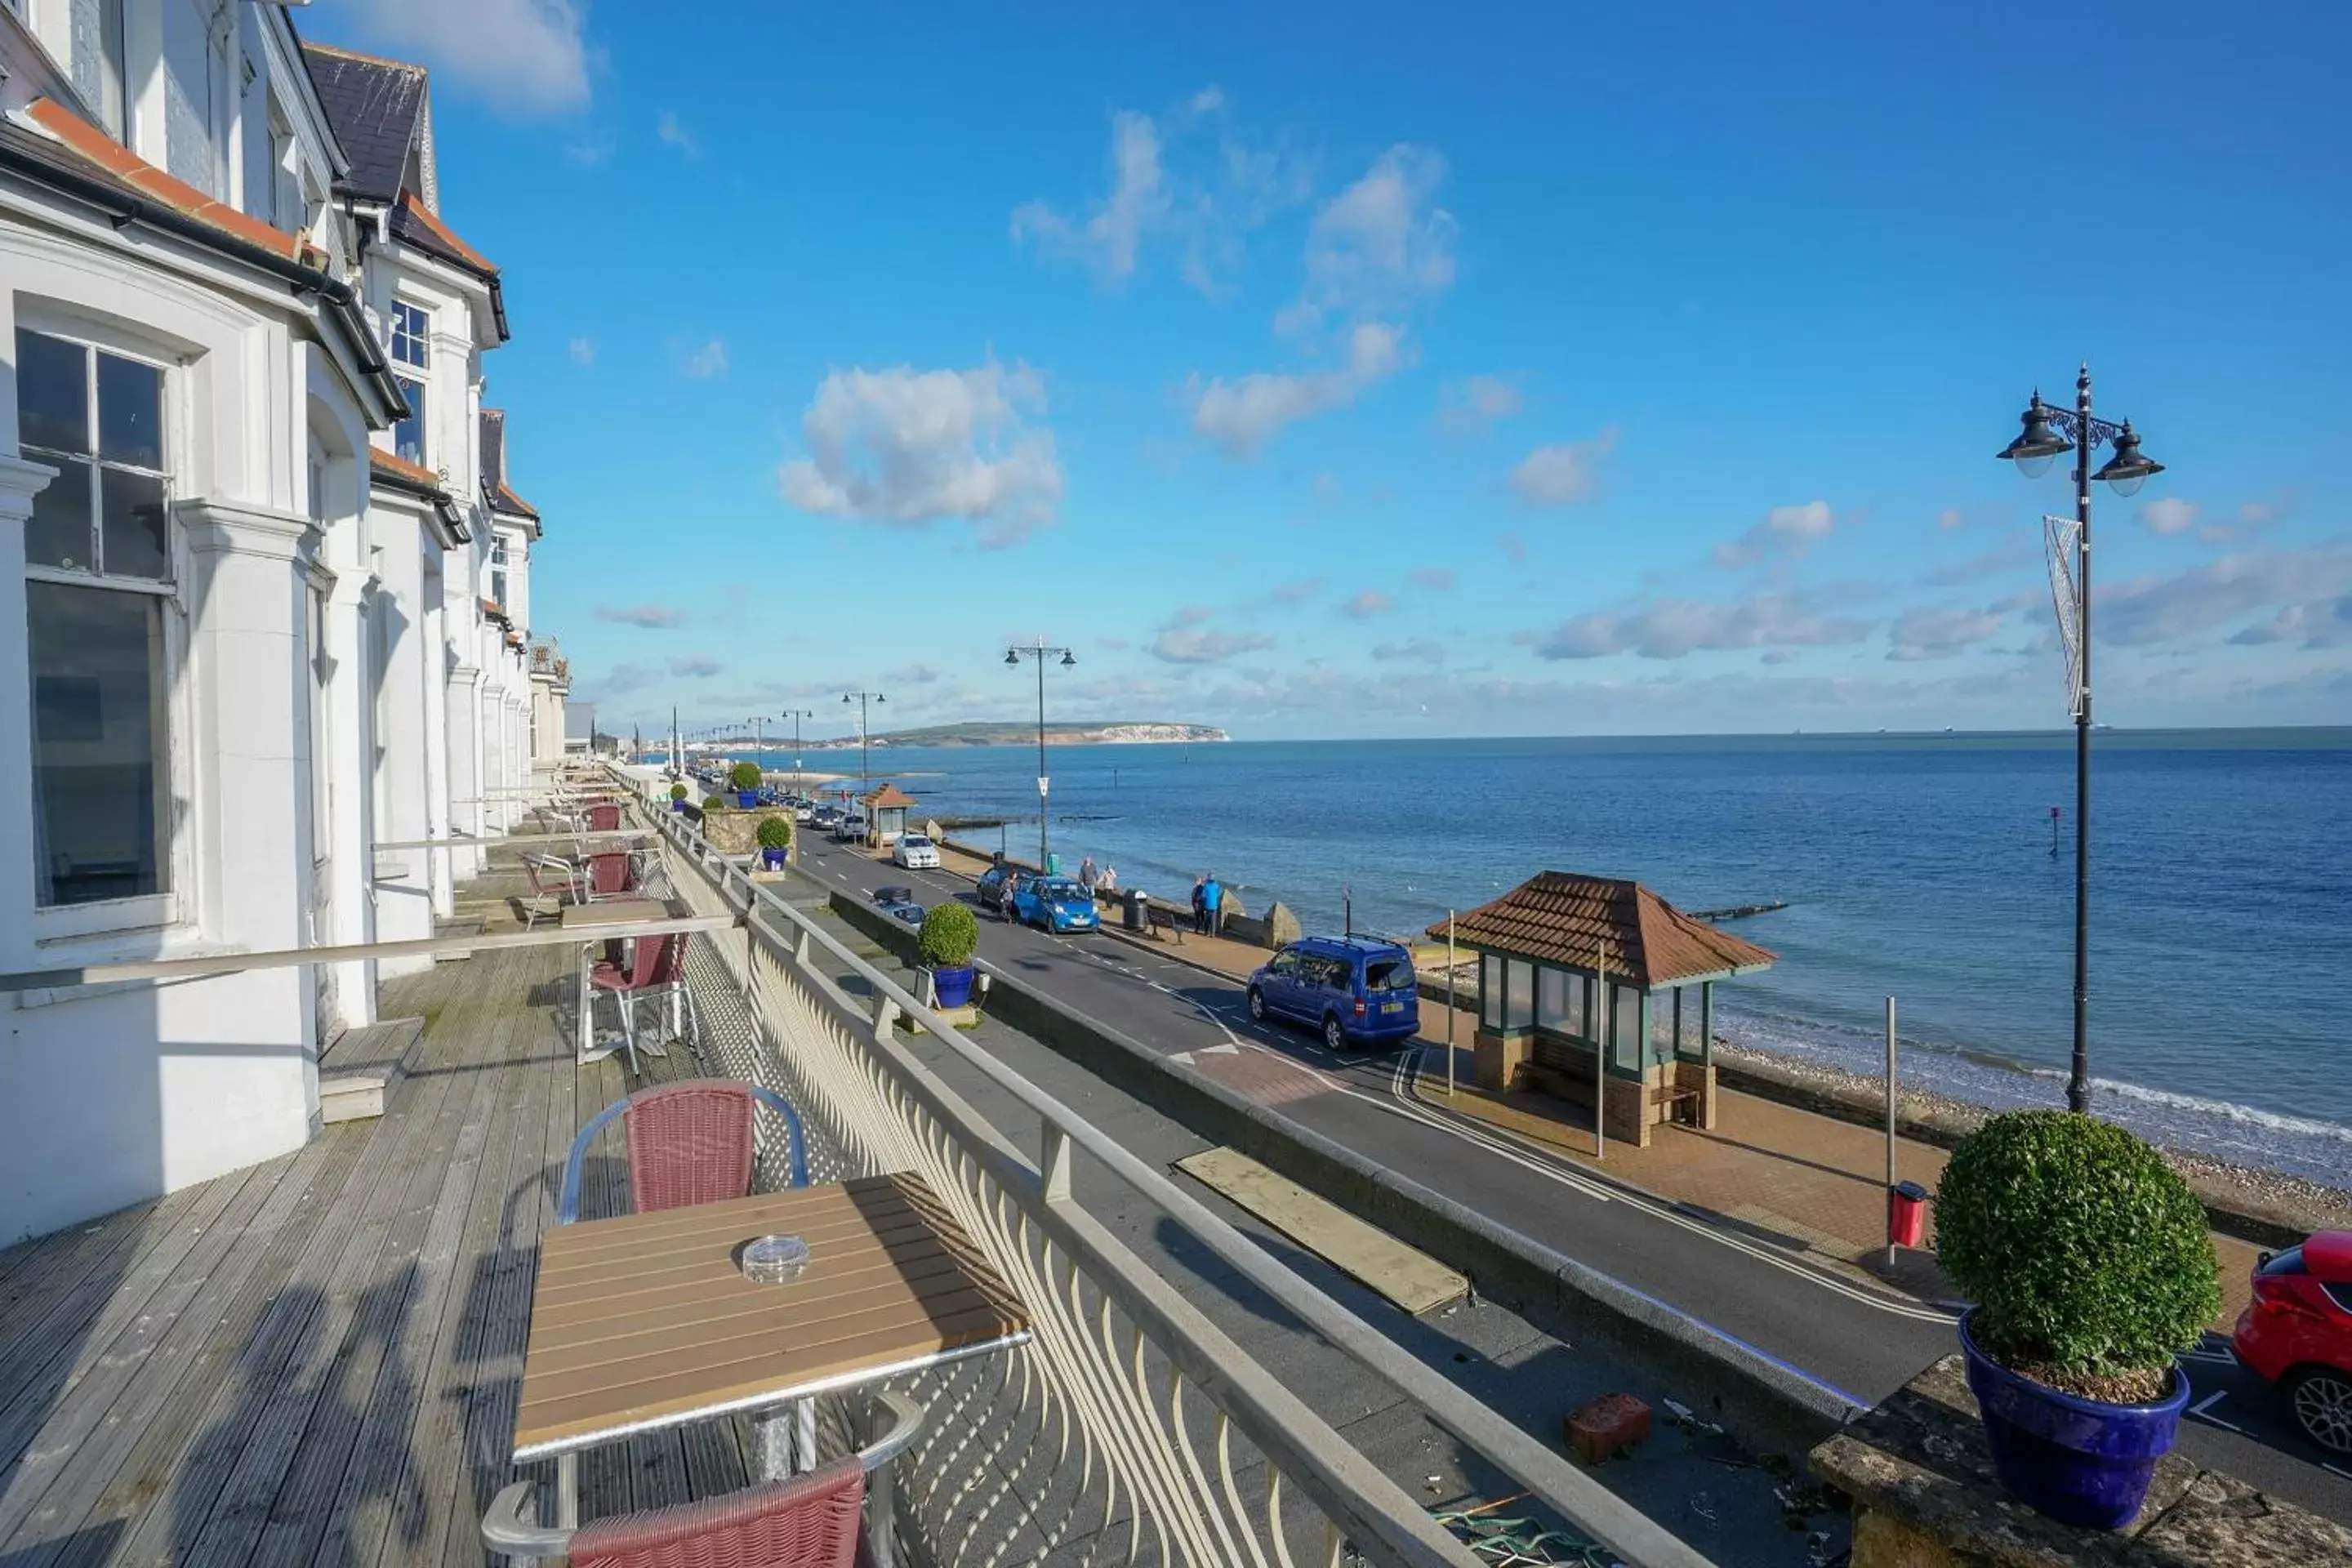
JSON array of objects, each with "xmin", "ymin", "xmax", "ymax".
[{"xmin": 641, "ymin": 781, "xmax": 1713, "ymax": 1568}]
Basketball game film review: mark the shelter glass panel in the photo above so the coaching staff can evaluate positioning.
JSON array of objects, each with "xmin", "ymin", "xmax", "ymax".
[{"xmin": 1505, "ymin": 960, "xmax": 1535, "ymax": 1031}]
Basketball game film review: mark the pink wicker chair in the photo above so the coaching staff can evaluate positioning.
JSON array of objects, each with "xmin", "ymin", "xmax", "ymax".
[
  {"xmin": 588, "ymin": 849, "xmax": 636, "ymax": 898},
  {"xmin": 483, "ymin": 1392, "xmax": 924, "ymax": 1567},
  {"xmin": 558, "ymin": 1079, "xmax": 809, "ymax": 1224},
  {"xmin": 586, "ymin": 802, "xmax": 623, "ymax": 831},
  {"xmin": 583, "ymin": 933, "xmax": 699, "ymax": 1074},
  {"xmin": 520, "ymin": 853, "xmax": 586, "ymax": 929}
]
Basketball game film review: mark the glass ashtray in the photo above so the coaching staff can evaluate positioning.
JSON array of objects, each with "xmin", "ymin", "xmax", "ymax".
[{"xmin": 740, "ymin": 1234, "xmax": 811, "ymax": 1284}]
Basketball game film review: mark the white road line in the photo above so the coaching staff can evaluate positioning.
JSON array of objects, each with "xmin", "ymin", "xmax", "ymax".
[
  {"xmin": 2327, "ymin": 1462, "xmax": 2352, "ymax": 1481},
  {"xmin": 2187, "ymin": 1390, "xmax": 2246, "ymax": 1433}
]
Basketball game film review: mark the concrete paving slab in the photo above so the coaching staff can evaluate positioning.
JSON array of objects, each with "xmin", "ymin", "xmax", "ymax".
[{"xmin": 1175, "ymin": 1147, "xmax": 1470, "ymax": 1316}]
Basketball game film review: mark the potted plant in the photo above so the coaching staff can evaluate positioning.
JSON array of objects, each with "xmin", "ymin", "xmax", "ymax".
[
  {"xmin": 1936, "ymin": 1110, "xmax": 2220, "ymax": 1529},
  {"xmin": 669, "ymin": 782, "xmax": 688, "ymax": 813},
  {"xmin": 916, "ymin": 902, "xmax": 979, "ymax": 1009},
  {"xmin": 756, "ymin": 814, "xmax": 792, "ymax": 871},
  {"xmin": 730, "ymin": 760, "xmax": 763, "ymax": 810},
  {"xmin": 702, "ymin": 795, "xmax": 726, "ymax": 817}
]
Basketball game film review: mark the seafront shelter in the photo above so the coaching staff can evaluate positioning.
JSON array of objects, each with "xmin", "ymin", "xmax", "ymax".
[
  {"xmin": 862, "ymin": 782, "xmax": 918, "ymax": 845},
  {"xmin": 1432, "ymin": 871, "xmax": 1777, "ymax": 1147}
]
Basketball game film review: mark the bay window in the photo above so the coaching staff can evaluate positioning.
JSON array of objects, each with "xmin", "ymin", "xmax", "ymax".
[
  {"xmin": 389, "ymin": 301, "xmax": 429, "ymax": 465},
  {"xmin": 16, "ymin": 327, "xmax": 174, "ymax": 908}
]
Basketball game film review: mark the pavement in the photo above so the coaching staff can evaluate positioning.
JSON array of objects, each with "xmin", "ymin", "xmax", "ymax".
[{"xmin": 804, "ymin": 831, "xmax": 2352, "ymax": 1521}]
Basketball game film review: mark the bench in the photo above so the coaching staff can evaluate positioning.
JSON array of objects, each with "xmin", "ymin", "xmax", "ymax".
[
  {"xmin": 1651, "ymin": 1083, "xmax": 1702, "ymax": 1128},
  {"xmin": 1144, "ymin": 901, "xmax": 1187, "ymax": 945}
]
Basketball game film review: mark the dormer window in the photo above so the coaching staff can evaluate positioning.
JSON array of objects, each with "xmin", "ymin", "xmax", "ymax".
[
  {"xmin": 389, "ymin": 301, "xmax": 429, "ymax": 369},
  {"xmin": 388, "ymin": 301, "xmax": 429, "ymax": 464}
]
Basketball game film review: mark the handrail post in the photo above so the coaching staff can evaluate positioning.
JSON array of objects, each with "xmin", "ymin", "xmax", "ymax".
[{"xmin": 1040, "ymin": 1123, "xmax": 1073, "ymax": 1205}]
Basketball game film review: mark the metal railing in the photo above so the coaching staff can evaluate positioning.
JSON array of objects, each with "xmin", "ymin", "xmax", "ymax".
[{"xmin": 639, "ymin": 777, "xmax": 1711, "ymax": 1568}]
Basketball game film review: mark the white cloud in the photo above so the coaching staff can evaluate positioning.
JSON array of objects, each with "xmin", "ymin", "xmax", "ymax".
[
  {"xmin": 595, "ymin": 603, "xmax": 687, "ymax": 628},
  {"xmin": 567, "ymin": 336, "xmax": 595, "ymax": 367},
  {"xmin": 2229, "ymin": 599, "xmax": 2352, "ymax": 648},
  {"xmin": 1407, "ymin": 566, "xmax": 1456, "ymax": 591},
  {"xmin": 1152, "ymin": 627, "xmax": 1276, "ymax": 665},
  {"xmin": 334, "ymin": 0, "xmax": 590, "ymax": 116},
  {"xmin": 1531, "ymin": 592, "xmax": 1871, "ymax": 661},
  {"xmin": 777, "ymin": 360, "xmax": 1067, "ymax": 547},
  {"xmin": 657, "ymin": 111, "xmax": 699, "ymax": 156},
  {"xmin": 668, "ymin": 654, "xmax": 722, "ymax": 678},
  {"xmin": 1887, "ymin": 604, "xmax": 2011, "ymax": 662},
  {"xmin": 1186, "ymin": 322, "xmax": 1402, "ymax": 458},
  {"xmin": 675, "ymin": 339, "xmax": 728, "ymax": 380},
  {"xmin": 2139, "ymin": 497, "xmax": 2200, "ymax": 537},
  {"xmin": 886, "ymin": 662, "xmax": 942, "ymax": 684},
  {"xmin": 1279, "ymin": 145, "xmax": 1456, "ymax": 332},
  {"xmin": 1509, "ymin": 427, "xmax": 1619, "ymax": 507},
  {"xmin": 1269, "ymin": 577, "xmax": 1325, "ymax": 605},
  {"xmin": 1372, "ymin": 639, "xmax": 1446, "ymax": 664},
  {"xmin": 1713, "ymin": 500, "xmax": 1836, "ymax": 568},
  {"xmin": 2104, "ymin": 546, "xmax": 2352, "ymax": 647},
  {"xmin": 1011, "ymin": 111, "xmax": 1169, "ymax": 284},
  {"xmin": 1439, "ymin": 375, "xmax": 1523, "ymax": 433},
  {"xmin": 1339, "ymin": 590, "xmax": 1395, "ymax": 619}
]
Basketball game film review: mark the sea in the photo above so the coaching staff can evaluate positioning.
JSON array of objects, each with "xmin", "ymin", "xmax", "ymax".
[{"xmin": 742, "ymin": 729, "xmax": 2352, "ymax": 1189}]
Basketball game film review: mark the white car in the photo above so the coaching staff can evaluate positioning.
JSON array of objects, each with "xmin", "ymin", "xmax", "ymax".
[{"xmin": 893, "ymin": 833, "xmax": 941, "ymax": 870}]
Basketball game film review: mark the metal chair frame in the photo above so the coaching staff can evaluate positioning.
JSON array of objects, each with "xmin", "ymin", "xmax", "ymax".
[{"xmin": 581, "ymin": 933, "xmax": 702, "ymax": 1075}]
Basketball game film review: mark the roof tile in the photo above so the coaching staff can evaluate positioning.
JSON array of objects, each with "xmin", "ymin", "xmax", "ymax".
[
  {"xmin": 1428, "ymin": 871, "xmax": 1777, "ymax": 988},
  {"xmin": 24, "ymin": 100, "xmax": 304, "ymax": 262}
]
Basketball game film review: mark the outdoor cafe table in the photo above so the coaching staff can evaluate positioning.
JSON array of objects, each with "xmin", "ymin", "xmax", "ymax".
[{"xmin": 512, "ymin": 1173, "xmax": 1032, "ymax": 1521}]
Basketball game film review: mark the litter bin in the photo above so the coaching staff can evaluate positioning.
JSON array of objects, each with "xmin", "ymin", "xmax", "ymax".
[
  {"xmin": 1886, "ymin": 1180, "xmax": 1929, "ymax": 1249},
  {"xmin": 1125, "ymin": 888, "xmax": 1149, "ymax": 933}
]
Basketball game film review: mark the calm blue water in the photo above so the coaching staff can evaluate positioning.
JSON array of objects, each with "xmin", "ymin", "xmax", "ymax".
[{"xmin": 749, "ymin": 731, "xmax": 2352, "ymax": 1186}]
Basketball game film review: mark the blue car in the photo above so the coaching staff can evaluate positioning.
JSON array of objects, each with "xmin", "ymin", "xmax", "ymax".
[
  {"xmin": 1010, "ymin": 876, "xmax": 1100, "ymax": 933},
  {"xmin": 1246, "ymin": 937, "xmax": 1420, "ymax": 1052}
]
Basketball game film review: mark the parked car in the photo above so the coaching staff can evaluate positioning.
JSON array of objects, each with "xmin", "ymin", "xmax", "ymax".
[
  {"xmin": 793, "ymin": 802, "xmax": 815, "ymax": 823},
  {"xmin": 893, "ymin": 834, "xmax": 941, "ymax": 870},
  {"xmin": 975, "ymin": 865, "xmax": 1021, "ymax": 914},
  {"xmin": 2233, "ymin": 1232, "xmax": 2352, "ymax": 1458},
  {"xmin": 1010, "ymin": 876, "xmax": 1099, "ymax": 933},
  {"xmin": 811, "ymin": 805, "xmax": 840, "ymax": 830},
  {"xmin": 871, "ymin": 884, "xmax": 916, "ymax": 906},
  {"xmin": 882, "ymin": 899, "xmax": 927, "ymax": 927},
  {"xmin": 1246, "ymin": 937, "xmax": 1420, "ymax": 1052}
]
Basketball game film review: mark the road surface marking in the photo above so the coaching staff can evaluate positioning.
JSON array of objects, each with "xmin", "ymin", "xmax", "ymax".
[{"xmin": 2187, "ymin": 1390, "xmax": 2245, "ymax": 1432}]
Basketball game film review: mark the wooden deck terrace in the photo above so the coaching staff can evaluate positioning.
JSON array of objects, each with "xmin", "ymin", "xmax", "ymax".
[{"xmin": 0, "ymin": 872, "xmax": 770, "ymax": 1567}]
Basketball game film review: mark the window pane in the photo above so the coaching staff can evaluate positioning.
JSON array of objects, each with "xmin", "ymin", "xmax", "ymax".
[
  {"xmin": 97, "ymin": 352, "xmax": 163, "ymax": 468},
  {"xmin": 16, "ymin": 329, "xmax": 89, "ymax": 452},
  {"xmin": 100, "ymin": 468, "xmax": 169, "ymax": 579},
  {"xmin": 1505, "ymin": 960, "xmax": 1535, "ymax": 1030},
  {"xmin": 394, "ymin": 379, "xmax": 426, "ymax": 464},
  {"xmin": 27, "ymin": 457, "xmax": 96, "ymax": 569},
  {"xmin": 1481, "ymin": 955, "xmax": 1502, "ymax": 1028},
  {"xmin": 29, "ymin": 581, "xmax": 166, "ymax": 906},
  {"xmin": 1613, "ymin": 987, "xmax": 1643, "ymax": 1071}
]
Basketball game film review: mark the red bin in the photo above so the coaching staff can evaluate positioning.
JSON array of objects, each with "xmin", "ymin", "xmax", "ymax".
[{"xmin": 1887, "ymin": 1181, "xmax": 1929, "ymax": 1249}]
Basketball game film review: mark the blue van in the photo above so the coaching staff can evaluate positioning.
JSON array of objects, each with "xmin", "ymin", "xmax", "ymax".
[{"xmin": 1245, "ymin": 937, "xmax": 1420, "ymax": 1051}]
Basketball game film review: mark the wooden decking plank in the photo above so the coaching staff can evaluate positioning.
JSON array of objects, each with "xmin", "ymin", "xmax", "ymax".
[
  {"xmin": 307, "ymin": 947, "xmax": 554, "ymax": 1568},
  {"xmin": 241, "ymin": 973, "xmax": 537, "ymax": 1567},
  {"xmin": 430, "ymin": 956, "xmax": 572, "ymax": 1566},
  {"xmin": 338, "ymin": 944, "xmax": 547, "ymax": 1568},
  {"xmin": 0, "ymin": 1152, "xmax": 288, "ymax": 1549},
  {"xmin": 104, "ymin": 964, "xmax": 499, "ymax": 1568},
  {"xmin": 31, "ymin": 1111, "xmax": 377, "ymax": 1568}
]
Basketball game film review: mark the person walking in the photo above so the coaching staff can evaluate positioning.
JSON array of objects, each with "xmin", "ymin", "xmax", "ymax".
[
  {"xmin": 1078, "ymin": 856, "xmax": 1098, "ymax": 894},
  {"xmin": 1191, "ymin": 875, "xmax": 1208, "ymax": 934},
  {"xmin": 1099, "ymin": 864, "xmax": 1118, "ymax": 893},
  {"xmin": 1201, "ymin": 873, "xmax": 1224, "ymax": 938}
]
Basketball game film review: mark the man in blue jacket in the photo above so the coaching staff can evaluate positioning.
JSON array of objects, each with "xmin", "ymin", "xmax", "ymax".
[{"xmin": 1201, "ymin": 874, "xmax": 1223, "ymax": 937}]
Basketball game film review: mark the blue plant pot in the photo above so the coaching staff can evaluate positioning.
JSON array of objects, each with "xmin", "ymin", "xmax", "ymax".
[
  {"xmin": 1958, "ymin": 1308, "xmax": 2188, "ymax": 1530},
  {"xmin": 929, "ymin": 965, "xmax": 975, "ymax": 1009},
  {"xmin": 761, "ymin": 847, "xmax": 787, "ymax": 870},
  {"xmin": 671, "ymin": 800, "xmax": 686, "ymax": 813},
  {"xmin": 737, "ymin": 790, "xmax": 760, "ymax": 808}
]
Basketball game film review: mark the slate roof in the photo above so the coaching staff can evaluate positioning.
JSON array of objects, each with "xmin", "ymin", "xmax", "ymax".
[
  {"xmin": 479, "ymin": 409, "xmax": 540, "ymax": 523},
  {"xmin": 300, "ymin": 42, "xmax": 425, "ymax": 203},
  {"xmin": 1428, "ymin": 871, "xmax": 1777, "ymax": 988},
  {"xmin": 390, "ymin": 191, "xmax": 494, "ymax": 277}
]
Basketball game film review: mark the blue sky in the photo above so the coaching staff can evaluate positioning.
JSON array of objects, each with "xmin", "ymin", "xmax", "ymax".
[{"xmin": 316, "ymin": 1, "xmax": 2352, "ymax": 742}]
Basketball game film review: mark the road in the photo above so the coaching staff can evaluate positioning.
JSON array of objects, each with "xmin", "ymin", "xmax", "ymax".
[{"xmin": 797, "ymin": 835, "xmax": 2352, "ymax": 1520}]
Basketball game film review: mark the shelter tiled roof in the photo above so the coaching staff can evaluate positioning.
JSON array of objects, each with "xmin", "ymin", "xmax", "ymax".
[
  {"xmin": 300, "ymin": 42, "xmax": 426, "ymax": 203},
  {"xmin": 862, "ymin": 784, "xmax": 917, "ymax": 810},
  {"xmin": 17, "ymin": 99, "xmax": 310, "ymax": 263},
  {"xmin": 1429, "ymin": 871, "xmax": 1776, "ymax": 988}
]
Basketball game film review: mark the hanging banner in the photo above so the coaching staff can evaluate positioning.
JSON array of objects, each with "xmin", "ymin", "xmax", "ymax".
[{"xmin": 2044, "ymin": 515, "xmax": 2084, "ymax": 719}]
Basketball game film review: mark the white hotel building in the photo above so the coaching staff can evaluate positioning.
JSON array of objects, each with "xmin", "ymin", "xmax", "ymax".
[{"xmin": 0, "ymin": 2, "xmax": 565, "ymax": 1245}]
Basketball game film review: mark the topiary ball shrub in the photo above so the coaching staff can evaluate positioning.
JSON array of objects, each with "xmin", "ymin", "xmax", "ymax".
[
  {"xmin": 730, "ymin": 760, "xmax": 764, "ymax": 791},
  {"xmin": 702, "ymin": 795, "xmax": 727, "ymax": 813},
  {"xmin": 756, "ymin": 816, "xmax": 793, "ymax": 851},
  {"xmin": 670, "ymin": 782, "xmax": 688, "ymax": 801},
  {"xmin": 917, "ymin": 902, "xmax": 979, "ymax": 970},
  {"xmin": 1937, "ymin": 1110, "xmax": 2219, "ymax": 1383}
]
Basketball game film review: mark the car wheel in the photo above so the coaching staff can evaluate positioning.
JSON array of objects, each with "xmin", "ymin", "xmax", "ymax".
[
  {"xmin": 1323, "ymin": 1015, "xmax": 1347, "ymax": 1053},
  {"xmin": 2284, "ymin": 1365, "xmax": 2352, "ymax": 1457},
  {"xmin": 1247, "ymin": 988, "xmax": 1267, "ymax": 1022}
]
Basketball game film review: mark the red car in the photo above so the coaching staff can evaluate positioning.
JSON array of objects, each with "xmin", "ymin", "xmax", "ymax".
[{"xmin": 2233, "ymin": 1231, "xmax": 2352, "ymax": 1458}]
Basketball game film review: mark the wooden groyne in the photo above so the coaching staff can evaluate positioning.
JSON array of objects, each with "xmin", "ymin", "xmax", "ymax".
[{"xmin": 1689, "ymin": 900, "xmax": 1788, "ymax": 922}]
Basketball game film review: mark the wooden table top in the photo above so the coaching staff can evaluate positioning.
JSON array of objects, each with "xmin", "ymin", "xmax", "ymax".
[
  {"xmin": 513, "ymin": 1174, "xmax": 1030, "ymax": 1459},
  {"xmin": 559, "ymin": 895, "xmax": 680, "ymax": 929}
]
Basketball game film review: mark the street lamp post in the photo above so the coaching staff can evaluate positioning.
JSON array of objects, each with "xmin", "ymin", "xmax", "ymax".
[
  {"xmin": 779, "ymin": 708, "xmax": 813, "ymax": 798},
  {"xmin": 1005, "ymin": 644, "xmax": 1076, "ymax": 871},
  {"xmin": 751, "ymin": 715, "xmax": 765, "ymax": 788},
  {"xmin": 842, "ymin": 691, "xmax": 884, "ymax": 800},
  {"xmin": 1995, "ymin": 363, "xmax": 2164, "ymax": 1116}
]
